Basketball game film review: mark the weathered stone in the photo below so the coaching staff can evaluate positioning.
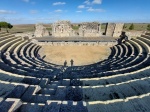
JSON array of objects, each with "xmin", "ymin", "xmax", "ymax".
[
  {"xmin": 34, "ymin": 24, "xmax": 49, "ymax": 37},
  {"xmin": 113, "ymin": 23, "xmax": 124, "ymax": 37},
  {"xmin": 105, "ymin": 23, "xmax": 124, "ymax": 37},
  {"xmin": 7, "ymin": 85, "xmax": 28, "ymax": 98},
  {"xmin": 15, "ymin": 32, "xmax": 34, "ymax": 39},
  {"xmin": 44, "ymin": 101, "xmax": 61, "ymax": 112},
  {"xmin": 21, "ymin": 85, "xmax": 41, "ymax": 102},
  {"xmin": 79, "ymin": 22, "xmax": 101, "ymax": 37},
  {"xmin": 66, "ymin": 87, "xmax": 83, "ymax": 101},
  {"xmin": 22, "ymin": 77, "xmax": 40, "ymax": 85},
  {"xmin": 0, "ymin": 98, "xmax": 22, "ymax": 112},
  {"xmin": 70, "ymin": 79, "xmax": 83, "ymax": 86},
  {"xmin": 60, "ymin": 101, "xmax": 88, "ymax": 112},
  {"xmin": 18, "ymin": 103, "xmax": 43, "ymax": 112},
  {"xmin": 39, "ymin": 78, "xmax": 49, "ymax": 88},
  {"xmin": 52, "ymin": 21, "xmax": 75, "ymax": 37}
]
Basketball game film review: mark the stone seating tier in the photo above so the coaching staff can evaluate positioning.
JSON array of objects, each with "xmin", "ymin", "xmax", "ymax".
[{"xmin": 0, "ymin": 32, "xmax": 150, "ymax": 112}]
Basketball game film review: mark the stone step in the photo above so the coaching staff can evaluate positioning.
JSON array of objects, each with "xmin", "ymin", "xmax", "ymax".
[
  {"xmin": 21, "ymin": 85, "xmax": 41, "ymax": 102},
  {"xmin": 22, "ymin": 77, "xmax": 40, "ymax": 85},
  {"xmin": 60, "ymin": 101, "xmax": 88, "ymax": 112},
  {"xmin": 39, "ymin": 78, "xmax": 50, "ymax": 88},
  {"xmin": 0, "ymin": 98, "xmax": 4, "ymax": 105},
  {"xmin": 46, "ymin": 84, "xmax": 58, "ymax": 89},
  {"xmin": 145, "ymin": 33, "xmax": 150, "ymax": 36},
  {"xmin": 44, "ymin": 101, "xmax": 61, "ymax": 112},
  {"xmin": 40, "ymin": 88, "xmax": 56, "ymax": 95},
  {"xmin": 18, "ymin": 103, "xmax": 44, "ymax": 112},
  {"xmin": 18, "ymin": 101, "xmax": 60, "ymax": 112},
  {"xmin": 7, "ymin": 84, "xmax": 29, "ymax": 98},
  {"xmin": 0, "ymin": 98, "xmax": 22, "ymax": 112},
  {"xmin": 20, "ymin": 86, "xmax": 68, "ymax": 103}
]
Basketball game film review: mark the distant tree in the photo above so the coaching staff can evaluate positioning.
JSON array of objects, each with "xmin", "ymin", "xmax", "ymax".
[
  {"xmin": 0, "ymin": 21, "xmax": 13, "ymax": 32},
  {"xmin": 129, "ymin": 23, "xmax": 134, "ymax": 30},
  {"xmin": 147, "ymin": 24, "xmax": 150, "ymax": 31}
]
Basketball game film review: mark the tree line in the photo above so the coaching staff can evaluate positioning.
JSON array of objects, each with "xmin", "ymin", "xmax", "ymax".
[
  {"xmin": 124, "ymin": 23, "xmax": 150, "ymax": 31},
  {"xmin": 0, "ymin": 21, "xmax": 13, "ymax": 32}
]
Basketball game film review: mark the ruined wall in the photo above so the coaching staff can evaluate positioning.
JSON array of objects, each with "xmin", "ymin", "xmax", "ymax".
[
  {"xmin": 36, "ymin": 41, "xmax": 116, "ymax": 46},
  {"xmin": 126, "ymin": 31, "xmax": 145, "ymax": 37},
  {"xmin": 105, "ymin": 23, "xmax": 124, "ymax": 37},
  {"xmin": 52, "ymin": 21, "xmax": 75, "ymax": 37},
  {"xmin": 79, "ymin": 22, "xmax": 101, "ymax": 37},
  {"xmin": 105, "ymin": 23, "xmax": 116, "ymax": 37},
  {"xmin": 34, "ymin": 24, "xmax": 49, "ymax": 37},
  {"xmin": 113, "ymin": 23, "xmax": 124, "ymax": 37}
]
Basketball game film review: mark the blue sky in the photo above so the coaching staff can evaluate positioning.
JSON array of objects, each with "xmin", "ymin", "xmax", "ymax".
[{"xmin": 0, "ymin": 0, "xmax": 150, "ymax": 24}]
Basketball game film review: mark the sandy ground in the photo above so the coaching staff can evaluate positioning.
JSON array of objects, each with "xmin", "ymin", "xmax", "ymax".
[{"xmin": 38, "ymin": 45, "xmax": 111, "ymax": 66}]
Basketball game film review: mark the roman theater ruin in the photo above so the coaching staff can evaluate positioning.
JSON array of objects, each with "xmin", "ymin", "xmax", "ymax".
[{"xmin": 0, "ymin": 20, "xmax": 150, "ymax": 112}]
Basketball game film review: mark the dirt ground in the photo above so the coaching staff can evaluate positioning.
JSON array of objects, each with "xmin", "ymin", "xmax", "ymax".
[{"xmin": 38, "ymin": 45, "xmax": 111, "ymax": 66}]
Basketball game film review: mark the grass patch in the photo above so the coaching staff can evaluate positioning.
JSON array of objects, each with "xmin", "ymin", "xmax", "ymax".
[{"xmin": 72, "ymin": 26, "xmax": 80, "ymax": 30}]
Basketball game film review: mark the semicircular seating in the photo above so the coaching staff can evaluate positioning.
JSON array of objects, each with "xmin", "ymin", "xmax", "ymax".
[{"xmin": 0, "ymin": 31, "xmax": 150, "ymax": 112}]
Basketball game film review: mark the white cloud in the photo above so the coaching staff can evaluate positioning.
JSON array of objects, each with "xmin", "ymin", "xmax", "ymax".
[
  {"xmin": 78, "ymin": 5, "xmax": 85, "ymax": 9},
  {"xmin": 87, "ymin": 7, "xmax": 105, "ymax": 12},
  {"xmin": 76, "ymin": 11, "xmax": 82, "ymax": 13},
  {"xmin": 53, "ymin": 2, "xmax": 66, "ymax": 6},
  {"xmin": 22, "ymin": 0, "xmax": 29, "ymax": 2},
  {"xmin": 84, "ymin": 0, "xmax": 90, "ymax": 5},
  {"xmin": 30, "ymin": 10, "xmax": 38, "ymax": 14},
  {"xmin": 0, "ymin": 10, "xmax": 16, "ymax": 14},
  {"xmin": 92, "ymin": 0, "xmax": 102, "ymax": 4},
  {"xmin": 84, "ymin": 0, "xmax": 102, "ymax": 5},
  {"xmin": 54, "ymin": 9, "xmax": 63, "ymax": 12}
]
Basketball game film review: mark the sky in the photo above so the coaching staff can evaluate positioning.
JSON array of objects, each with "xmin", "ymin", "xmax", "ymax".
[{"xmin": 0, "ymin": 0, "xmax": 150, "ymax": 24}]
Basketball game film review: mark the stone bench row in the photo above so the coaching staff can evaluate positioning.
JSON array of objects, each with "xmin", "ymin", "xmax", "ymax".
[
  {"xmin": 1, "ymin": 77, "xmax": 150, "ymax": 103},
  {"xmin": 0, "ymin": 36, "xmax": 57, "ymax": 78},
  {"xmin": 79, "ymin": 68, "xmax": 150, "ymax": 86},
  {"xmin": 100, "ymin": 41, "xmax": 136, "ymax": 68},
  {"xmin": 87, "ymin": 93, "xmax": 150, "ymax": 112},
  {"xmin": 0, "ymin": 69, "xmax": 50, "ymax": 85},
  {"xmin": 133, "ymin": 38, "xmax": 150, "ymax": 54},
  {"xmin": 82, "ymin": 77, "xmax": 150, "ymax": 101},
  {"xmin": 0, "ymin": 97, "xmax": 87, "ymax": 112}
]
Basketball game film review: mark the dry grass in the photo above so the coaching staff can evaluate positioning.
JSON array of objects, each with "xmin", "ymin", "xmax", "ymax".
[
  {"xmin": 38, "ymin": 45, "xmax": 111, "ymax": 66},
  {"xmin": 1, "ymin": 23, "xmax": 148, "ymax": 33}
]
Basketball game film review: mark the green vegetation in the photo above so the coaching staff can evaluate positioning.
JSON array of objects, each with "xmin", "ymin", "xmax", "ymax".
[
  {"xmin": 101, "ymin": 23, "xmax": 107, "ymax": 30},
  {"xmin": 147, "ymin": 24, "xmax": 150, "ymax": 31},
  {"xmin": 72, "ymin": 26, "xmax": 80, "ymax": 30},
  {"xmin": 7, "ymin": 24, "xmax": 35, "ymax": 33},
  {"xmin": 123, "ymin": 23, "xmax": 148, "ymax": 31},
  {"xmin": 0, "ymin": 23, "xmax": 149, "ymax": 33},
  {"xmin": 0, "ymin": 21, "xmax": 13, "ymax": 32},
  {"xmin": 129, "ymin": 23, "xmax": 134, "ymax": 30},
  {"xmin": 46, "ymin": 27, "xmax": 52, "ymax": 31}
]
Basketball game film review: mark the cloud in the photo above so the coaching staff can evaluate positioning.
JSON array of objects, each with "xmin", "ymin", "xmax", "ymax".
[
  {"xmin": 87, "ymin": 7, "xmax": 105, "ymax": 12},
  {"xmin": 84, "ymin": 0, "xmax": 102, "ymax": 5},
  {"xmin": 54, "ymin": 9, "xmax": 63, "ymax": 12},
  {"xmin": 0, "ymin": 10, "xmax": 16, "ymax": 14},
  {"xmin": 92, "ymin": 0, "xmax": 102, "ymax": 4},
  {"xmin": 22, "ymin": 0, "xmax": 29, "ymax": 2},
  {"xmin": 53, "ymin": 2, "xmax": 66, "ymax": 6},
  {"xmin": 78, "ymin": 5, "xmax": 85, "ymax": 9},
  {"xmin": 84, "ymin": 0, "xmax": 90, "ymax": 5},
  {"xmin": 76, "ymin": 11, "xmax": 82, "ymax": 13},
  {"xmin": 30, "ymin": 10, "xmax": 38, "ymax": 14}
]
